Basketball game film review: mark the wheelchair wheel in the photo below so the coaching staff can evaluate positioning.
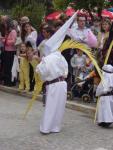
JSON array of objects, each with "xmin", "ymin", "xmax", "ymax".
[
  {"xmin": 82, "ymin": 94, "xmax": 91, "ymax": 103},
  {"xmin": 67, "ymin": 91, "xmax": 73, "ymax": 100}
]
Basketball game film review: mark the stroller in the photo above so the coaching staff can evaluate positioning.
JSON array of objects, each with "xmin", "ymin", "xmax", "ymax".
[{"xmin": 67, "ymin": 69, "xmax": 94, "ymax": 102}]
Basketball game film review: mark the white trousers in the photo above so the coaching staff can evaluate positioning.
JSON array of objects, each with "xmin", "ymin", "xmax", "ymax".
[{"xmin": 40, "ymin": 81, "xmax": 67, "ymax": 133}]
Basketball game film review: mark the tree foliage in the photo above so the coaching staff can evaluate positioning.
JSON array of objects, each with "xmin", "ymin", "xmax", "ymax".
[
  {"xmin": 0, "ymin": 0, "xmax": 44, "ymax": 8},
  {"xmin": 74, "ymin": 0, "xmax": 105, "ymax": 17},
  {"xmin": 11, "ymin": 2, "xmax": 45, "ymax": 30},
  {"xmin": 53, "ymin": 0, "xmax": 74, "ymax": 10},
  {"xmin": 53, "ymin": 0, "xmax": 113, "ymax": 19},
  {"xmin": 0, "ymin": 0, "xmax": 16, "ymax": 8}
]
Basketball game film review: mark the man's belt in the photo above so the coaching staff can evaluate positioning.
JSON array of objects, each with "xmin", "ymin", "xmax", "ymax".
[
  {"xmin": 42, "ymin": 76, "xmax": 65, "ymax": 105},
  {"xmin": 45, "ymin": 76, "xmax": 65, "ymax": 86}
]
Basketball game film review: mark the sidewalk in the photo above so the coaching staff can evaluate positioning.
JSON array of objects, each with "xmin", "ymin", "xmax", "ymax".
[{"xmin": 0, "ymin": 85, "xmax": 96, "ymax": 117}]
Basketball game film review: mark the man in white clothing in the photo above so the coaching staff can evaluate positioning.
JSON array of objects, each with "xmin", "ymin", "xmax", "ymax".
[
  {"xmin": 96, "ymin": 64, "xmax": 113, "ymax": 127},
  {"xmin": 68, "ymin": 14, "xmax": 98, "ymax": 48},
  {"xmin": 36, "ymin": 50, "xmax": 68, "ymax": 134}
]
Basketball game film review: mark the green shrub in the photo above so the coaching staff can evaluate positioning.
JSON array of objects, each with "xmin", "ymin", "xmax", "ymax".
[
  {"xmin": 11, "ymin": 3, "xmax": 45, "ymax": 30},
  {"xmin": 0, "ymin": 9, "xmax": 9, "ymax": 15},
  {"xmin": 53, "ymin": 0, "xmax": 74, "ymax": 10}
]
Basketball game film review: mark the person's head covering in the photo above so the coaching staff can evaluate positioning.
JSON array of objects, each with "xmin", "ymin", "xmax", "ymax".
[
  {"xmin": 102, "ymin": 64, "xmax": 113, "ymax": 89},
  {"xmin": 44, "ymin": 12, "xmax": 77, "ymax": 56},
  {"xmin": 20, "ymin": 16, "xmax": 30, "ymax": 24}
]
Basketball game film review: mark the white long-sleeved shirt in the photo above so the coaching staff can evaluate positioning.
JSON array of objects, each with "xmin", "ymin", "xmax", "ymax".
[
  {"xmin": 96, "ymin": 72, "xmax": 113, "ymax": 97},
  {"xmin": 67, "ymin": 27, "xmax": 98, "ymax": 48},
  {"xmin": 36, "ymin": 51, "xmax": 68, "ymax": 81},
  {"xmin": 71, "ymin": 54, "xmax": 87, "ymax": 68},
  {"xmin": 25, "ymin": 30, "xmax": 37, "ymax": 50}
]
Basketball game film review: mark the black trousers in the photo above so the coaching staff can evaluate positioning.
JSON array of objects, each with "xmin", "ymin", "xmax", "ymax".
[
  {"xmin": 29, "ymin": 63, "xmax": 35, "ymax": 91},
  {"xmin": 3, "ymin": 51, "xmax": 16, "ymax": 86},
  {"xmin": 0, "ymin": 50, "xmax": 4, "ymax": 81}
]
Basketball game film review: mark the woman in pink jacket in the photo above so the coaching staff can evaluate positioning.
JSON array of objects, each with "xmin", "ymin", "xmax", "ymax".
[{"xmin": 2, "ymin": 18, "xmax": 17, "ymax": 86}]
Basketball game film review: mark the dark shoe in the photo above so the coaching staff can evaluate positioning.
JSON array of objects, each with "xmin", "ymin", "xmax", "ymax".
[
  {"xmin": 98, "ymin": 122, "xmax": 112, "ymax": 128},
  {"xmin": 40, "ymin": 131, "xmax": 50, "ymax": 135}
]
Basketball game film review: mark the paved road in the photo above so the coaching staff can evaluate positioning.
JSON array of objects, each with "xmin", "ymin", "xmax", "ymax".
[{"xmin": 0, "ymin": 91, "xmax": 113, "ymax": 150}]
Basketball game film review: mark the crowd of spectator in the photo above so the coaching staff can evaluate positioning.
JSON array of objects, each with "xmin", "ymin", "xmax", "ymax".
[{"xmin": 0, "ymin": 12, "xmax": 113, "ymax": 103}]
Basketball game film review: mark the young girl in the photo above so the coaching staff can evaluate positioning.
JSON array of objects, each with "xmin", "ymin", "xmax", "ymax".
[
  {"xmin": 18, "ymin": 43, "xmax": 30, "ymax": 92},
  {"xmin": 26, "ymin": 42, "xmax": 43, "ymax": 98}
]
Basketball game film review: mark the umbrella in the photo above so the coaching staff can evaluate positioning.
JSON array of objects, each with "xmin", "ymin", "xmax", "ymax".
[
  {"xmin": 65, "ymin": 7, "xmax": 75, "ymax": 16},
  {"xmin": 102, "ymin": 9, "xmax": 113, "ymax": 19},
  {"xmin": 45, "ymin": 11, "xmax": 62, "ymax": 20},
  {"xmin": 107, "ymin": 7, "xmax": 113, "ymax": 12}
]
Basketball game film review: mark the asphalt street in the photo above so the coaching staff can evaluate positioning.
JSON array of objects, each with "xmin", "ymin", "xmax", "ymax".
[{"xmin": 0, "ymin": 91, "xmax": 113, "ymax": 150}]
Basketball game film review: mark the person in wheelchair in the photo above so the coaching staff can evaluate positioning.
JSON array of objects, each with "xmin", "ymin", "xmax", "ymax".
[
  {"xmin": 70, "ymin": 56, "xmax": 95, "ymax": 102},
  {"xmin": 71, "ymin": 69, "xmax": 94, "ymax": 101}
]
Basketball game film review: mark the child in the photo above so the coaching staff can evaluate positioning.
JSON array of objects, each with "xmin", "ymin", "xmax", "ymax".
[
  {"xmin": 18, "ymin": 43, "xmax": 30, "ymax": 92},
  {"xmin": 71, "ymin": 49, "xmax": 87, "ymax": 82},
  {"xmin": 26, "ymin": 42, "xmax": 43, "ymax": 99}
]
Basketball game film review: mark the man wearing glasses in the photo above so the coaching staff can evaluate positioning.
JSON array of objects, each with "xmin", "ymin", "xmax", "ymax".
[{"xmin": 68, "ymin": 14, "xmax": 97, "ymax": 48}]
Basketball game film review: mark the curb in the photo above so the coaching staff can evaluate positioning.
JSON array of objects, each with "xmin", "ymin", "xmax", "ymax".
[
  {"xmin": 66, "ymin": 101, "xmax": 95, "ymax": 117},
  {"xmin": 0, "ymin": 85, "xmax": 96, "ymax": 117}
]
